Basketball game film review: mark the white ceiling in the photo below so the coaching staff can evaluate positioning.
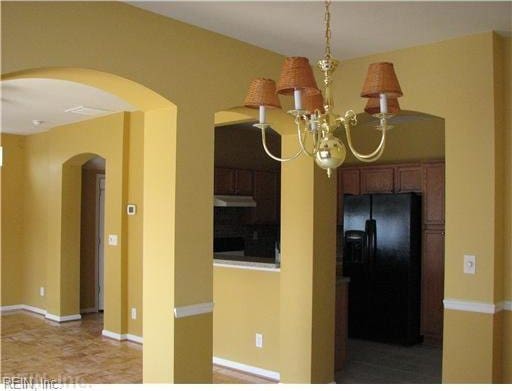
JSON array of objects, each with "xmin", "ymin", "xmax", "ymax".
[
  {"xmin": 1, "ymin": 79, "xmax": 135, "ymax": 135},
  {"xmin": 130, "ymin": 1, "xmax": 511, "ymax": 61}
]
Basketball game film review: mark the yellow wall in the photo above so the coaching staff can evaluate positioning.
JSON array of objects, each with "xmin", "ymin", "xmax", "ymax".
[
  {"xmin": 1, "ymin": 134, "xmax": 25, "ymax": 305},
  {"xmin": 501, "ymin": 36, "xmax": 512, "ymax": 383},
  {"xmin": 213, "ymin": 267, "xmax": 280, "ymax": 372},
  {"xmin": 22, "ymin": 132, "xmax": 49, "ymax": 309}
]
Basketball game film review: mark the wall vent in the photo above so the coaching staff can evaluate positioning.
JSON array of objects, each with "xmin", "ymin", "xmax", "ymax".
[{"xmin": 65, "ymin": 106, "xmax": 113, "ymax": 116}]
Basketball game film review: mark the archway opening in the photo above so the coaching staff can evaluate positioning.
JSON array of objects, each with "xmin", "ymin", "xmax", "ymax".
[
  {"xmin": 334, "ymin": 110, "xmax": 446, "ymax": 384},
  {"xmin": 80, "ymin": 156, "xmax": 106, "ymax": 316}
]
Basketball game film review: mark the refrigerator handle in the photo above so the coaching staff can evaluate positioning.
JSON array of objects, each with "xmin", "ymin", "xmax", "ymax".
[{"xmin": 365, "ymin": 219, "xmax": 377, "ymax": 265}]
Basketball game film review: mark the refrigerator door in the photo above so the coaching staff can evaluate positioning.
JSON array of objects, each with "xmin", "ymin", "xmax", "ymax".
[
  {"xmin": 370, "ymin": 193, "xmax": 422, "ymax": 345},
  {"xmin": 343, "ymin": 194, "xmax": 371, "ymax": 339}
]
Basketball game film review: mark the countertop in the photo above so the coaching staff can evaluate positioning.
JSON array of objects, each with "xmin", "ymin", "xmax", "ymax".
[{"xmin": 214, "ymin": 253, "xmax": 279, "ymax": 270}]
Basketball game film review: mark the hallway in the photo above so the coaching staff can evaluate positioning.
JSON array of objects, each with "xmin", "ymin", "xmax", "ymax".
[{"xmin": 0, "ymin": 311, "xmax": 274, "ymax": 384}]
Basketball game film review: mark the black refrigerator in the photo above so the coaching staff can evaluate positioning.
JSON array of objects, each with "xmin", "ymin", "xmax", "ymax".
[{"xmin": 343, "ymin": 193, "xmax": 422, "ymax": 345}]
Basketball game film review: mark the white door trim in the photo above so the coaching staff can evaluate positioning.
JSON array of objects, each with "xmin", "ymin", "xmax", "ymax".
[{"xmin": 95, "ymin": 174, "xmax": 106, "ymax": 312}]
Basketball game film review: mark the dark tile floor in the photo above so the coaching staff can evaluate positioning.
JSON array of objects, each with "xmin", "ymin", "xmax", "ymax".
[{"xmin": 335, "ymin": 338, "xmax": 442, "ymax": 384}]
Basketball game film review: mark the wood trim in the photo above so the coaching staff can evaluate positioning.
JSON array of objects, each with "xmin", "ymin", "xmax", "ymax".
[
  {"xmin": 173, "ymin": 302, "xmax": 214, "ymax": 318},
  {"xmin": 443, "ymin": 299, "xmax": 505, "ymax": 314}
]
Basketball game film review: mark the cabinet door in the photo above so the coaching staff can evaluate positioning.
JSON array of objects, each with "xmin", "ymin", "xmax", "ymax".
[
  {"xmin": 341, "ymin": 169, "xmax": 360, "ymax": 195},
  {"xmin": 395, "ymin": 165, "xmax": 422, "ymax": 193},
  {"xmin": 423, "ymin": 163, "xmax": 445, "ymax": 225},
  {"xmin": 214, "ymin": 167, "xmax": 235, "ymax": 195},
  {"xmin": 360, "ymin": 167, "xmax": 394, "ymax": 194},
  {"xmin": 253, "ymin": 170, "xmax": 278, "ymax": 224},
  {"xmin": 421, "ymin": 229, "xmax": 445, "ymax": 342},
  {"xmin": 236, "ymin": 169, "xmax": 254, "ymax": 195}
]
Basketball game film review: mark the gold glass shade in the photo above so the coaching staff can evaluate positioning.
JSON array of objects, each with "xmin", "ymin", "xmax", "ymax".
[
  {"xmin": 364, "ymin": 97, "xmax": 400, "ymax": 114},
  {"xmin": 360, "ymin": 62, "xmax": 403, "ymax": 98},
  {"xmin": 303, "ymin": 92, "xmax": 325, "ymax": 113},
  {"xmin": 244, "ymin": 78, "xmax": 281, "ymax": 109},
  {"xmin": 276, "ymin": 57, "xmax": 320, "ymax": 96}
]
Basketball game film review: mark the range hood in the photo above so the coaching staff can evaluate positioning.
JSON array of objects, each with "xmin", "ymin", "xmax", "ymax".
[{"xmin": 214, "ymin": 195, "xmax": 257, "ymax": 207}]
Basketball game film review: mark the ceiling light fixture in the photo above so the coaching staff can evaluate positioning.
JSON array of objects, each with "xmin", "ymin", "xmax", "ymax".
[{"xmin": 244, "ymin": 0, "xmax": 403, "ymax": 177}]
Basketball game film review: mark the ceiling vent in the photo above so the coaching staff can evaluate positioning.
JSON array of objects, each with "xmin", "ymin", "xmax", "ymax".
[{"xmin": 65, "ymin": 106, "xmax": 113, "ymax": 116}]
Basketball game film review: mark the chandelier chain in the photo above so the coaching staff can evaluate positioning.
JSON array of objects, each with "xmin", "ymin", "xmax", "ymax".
[{"xmin": 324, "ymin": 0, "xmax": 332, "ymax": 59}]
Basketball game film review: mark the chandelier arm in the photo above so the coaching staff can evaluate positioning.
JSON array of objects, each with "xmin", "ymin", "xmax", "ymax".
[
  {"xmin": 260, "ymin": 126, "xmax": 303, "ymax": 162},
  {"xmin": 344, "ymin": 120, "xmax": 387, "ymax": 162},
  {"xmin": 296, "ymin": 116, "xmax": 320, "ymax": 158}
]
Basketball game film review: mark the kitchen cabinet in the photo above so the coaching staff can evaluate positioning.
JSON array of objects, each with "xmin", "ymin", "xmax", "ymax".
[
  {"xmin": 360, "ymin": 166, "xmax": 394, "ymax": 194},
  {"xmin": 251, "ymin": 170, "xmax": 278, "ymax": 224},
  {"xmin": 423, "ymin": 162, "xmax": 445, "ymax": 226},
  {"xmin": 340, "ymin": 169, "xmax": 360, "ymax": 195},
  {"xmin": 214, "ymin": 167, "xmax": 253, "ymax": 196},
  {"xmin": 395, "ymin": 164, "xmax": 422, "ymax": 193},
  {"xmin": 421, "ymin": 229, "xmax": 444, "ymax": 344}
]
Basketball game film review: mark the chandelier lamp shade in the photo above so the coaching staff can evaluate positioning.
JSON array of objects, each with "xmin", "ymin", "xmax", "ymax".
[{"xmin": 243, "ymin": 0, "xmax": 404, "ymax": 178}]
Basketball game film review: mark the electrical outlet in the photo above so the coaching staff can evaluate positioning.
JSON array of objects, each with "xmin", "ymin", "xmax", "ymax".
[
  {"xmin": 39, "ymin": 287, "xmax": 45, "ymax": 297},
  {"xmin": 464, "ymin": 255, "xmax": 476, "ymax": 274},
  {"xmin": 131, "ymin": 307, "xmax": 137, "ymax": 320},
  {"xmin": 108, "ymin": 234, "xmax": 118, "ymax": 246},
  {"xmin": 255, "ymin": 333, "xmax": 263, "ymax": 348}
]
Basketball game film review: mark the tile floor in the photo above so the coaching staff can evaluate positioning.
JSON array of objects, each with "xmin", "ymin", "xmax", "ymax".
[
  {"xmin": 335, "ymin": 338, "xmax": 442, "ymax": 384},
  {"xmin": 0, "ymin": 311, "xmax": 274, "ymax": 384}
]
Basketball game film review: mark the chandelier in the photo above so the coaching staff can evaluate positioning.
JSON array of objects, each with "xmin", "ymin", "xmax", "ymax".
[{"xmin": 243, "ymin": 0, "xmax": 403, "ymax": 178}]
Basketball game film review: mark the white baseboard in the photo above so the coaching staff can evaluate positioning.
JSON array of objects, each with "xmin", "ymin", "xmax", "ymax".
[
  {"xmin": 102, "ymin": 329, "xmax": 143, "ymax": 344},
  {"xmin": 504, "ymin": 301, "xmax": 512, "ymax": 311},
  {"xmin": 45, "ymin": 313, "xmax": 81, "ymax": 322},
  {"xmin": 1, "ymin": 304, "xmax": 47, "ymax": 316},
  {"xmin": 213, "ymin": 356, "xmax": 280, "ymax": 381},
  {"xmin": 126, "ymin": 334, "xmax": 143, "ymax": 344},
  {"xmin": 0, "ymin": 305, "xmax": 24, "ymax": 312}
]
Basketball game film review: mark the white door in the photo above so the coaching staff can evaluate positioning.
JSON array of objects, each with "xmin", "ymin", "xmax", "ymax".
[{"xmin": 97, "ymin": 176, "xmax": 106, "ymax": 311}]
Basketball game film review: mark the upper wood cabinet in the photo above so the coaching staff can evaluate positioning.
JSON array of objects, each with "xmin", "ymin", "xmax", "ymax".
[
  {"xmin": 423, "ymin": 162, "xmax": 445, "ymax": 225},
  {"xmin": 395, "ymin": 164, "xmax": 422, "ymax": 193},
  {"xmin": 251, "ymin": 170, "xmax": 279, "ymax": 224},
  {"xmin": 235, "ymin": 169, "xmax": 254, "ymax": 195},
  {"xmin": 360, "ymin": 166, "xmax": 394, "ymax": 194},
  {"xmin": 214, "ymin": 167, "xmax": 235, "ymax": 195},
  {"xmin": 214, "ymin": 167, "xmax": 253, "ymax": 196},
  {"xmin": 340, "ymin": 169, "xmax": 360, "ymax": 195}
]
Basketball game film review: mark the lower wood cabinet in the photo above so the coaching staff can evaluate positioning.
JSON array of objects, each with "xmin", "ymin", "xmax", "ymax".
[{"xmin": 421, "ymin": 229, "xmax": 445, "ymax": 343}]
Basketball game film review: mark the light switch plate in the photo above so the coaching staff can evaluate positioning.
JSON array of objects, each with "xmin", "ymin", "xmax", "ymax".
[
  {"xmin": 127, "ymin": 204, "xmax": 137, "ymax": 216},
  {"xmin": 40, "ymin": 287, "xmax": 45, "ymax": 297},
  {"xmin": 464, "ymin": 255, "xmax": 476, "ymax": 274},
  {"xmin": 131, "ymin": 308, "xmax": 137, "ymax": 320},
  {"xmin": 255, "ymin": 333, "xmax": 263, "ymax": 348},
  {"xmin": 108, "ymin": 234, "xmax": 118, "ymax": 246}
]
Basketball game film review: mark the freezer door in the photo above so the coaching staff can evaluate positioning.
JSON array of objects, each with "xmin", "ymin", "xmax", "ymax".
[{"xmin": 343, "ymin": 194, "xmax": 371, "ymax": 232}]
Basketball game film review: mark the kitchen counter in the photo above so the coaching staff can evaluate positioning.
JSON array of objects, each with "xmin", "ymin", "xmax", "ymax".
[{"xmin": 214, "ymin": 254, "xmax": 279, "ymax": 271}]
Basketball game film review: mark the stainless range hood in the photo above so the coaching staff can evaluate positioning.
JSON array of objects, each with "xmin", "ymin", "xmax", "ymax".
[{"xmin": 214, "ymin": 195, "xmax": 257, "ymax": 207}]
